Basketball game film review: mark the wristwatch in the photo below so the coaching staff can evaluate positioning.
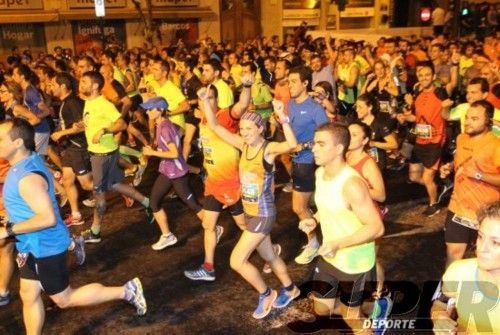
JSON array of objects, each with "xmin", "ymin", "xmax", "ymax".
[{"xmin": 475, "ymin": 171, "xmax": 483, "ymax": 181}]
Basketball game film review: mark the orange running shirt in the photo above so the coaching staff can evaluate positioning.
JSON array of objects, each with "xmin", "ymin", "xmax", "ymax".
[
  {"xmin": 414, "ymin": 87, "xmax": 447, "ymax": 145},
  {"xmin": 199, "ymin": 108, "xmax": 241, "ymax": 206},
  {"xmin": 449, "ymin": 132, "xmax": 500, "ymax": 222}
]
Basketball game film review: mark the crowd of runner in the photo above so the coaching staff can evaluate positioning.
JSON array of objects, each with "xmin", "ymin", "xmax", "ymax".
[{"xmin": 0, "ymin": 28, "xmax": 499, "ymax": 334}]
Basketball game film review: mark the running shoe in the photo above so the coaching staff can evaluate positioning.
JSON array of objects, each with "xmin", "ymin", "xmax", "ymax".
[
  {"xmin": 294, "ymin": 245, "xmax": 319, "ymax": 265},
  {"xmin": 64, "ymin": 213, "xmax": 84, "ymax": 227},
  {"xmin": 0, "ymin": 292, "xmax": 10, "ymax": 306},
  {"xmin": 371, "ymin": 295, "xmax": 393, "ymax": 335},
  {"xmin": 82, "ymin": 198, "xmax": 96, "ymax": 208},
  {"xmin": 133, "ymin": 164, "xmax": 146, "ymax": 187},
  {"xmin": 124, "ymin": 277, "xmax": 147, "ymax": 316},
  {"xmin": 184, "ymin": 265, "xmax": 215, "ymax": 281},
  {"xmin": 263, "ymin": 244, "xmax": 282, "ymax": 274},
  {"xmin": 252, "ymin": 289, "xmax": 277, "ymax": 319},
  {"xmin": 215, "ymin": 225, "xmax": 224, "ymax": 244},
  {"xmin": 437, "ymin": 180, "xmax": 454, "ymax": 205},
  {"xmin": 151, "ymin": 233, "xmax": 178, "ymax": 251},
  {"xmin": 81, "ymin": 229, "xmax": 101, "ymax": 244},
  {"xmin": 273, "ymin": 285, "xmax": 300, "ymax": 309},
  {"xmin": 423, "ymin": 203, "xmax": 441, "ymax": 217},
  {"xmin": 72, "ymin": 235, "xmax": 86, "ymax": 266}
]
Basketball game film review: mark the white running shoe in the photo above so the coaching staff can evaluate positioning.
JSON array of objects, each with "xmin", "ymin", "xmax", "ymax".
[{"xmin": 151, "ymin": 233, "xmax": 178, "ymax": 251}]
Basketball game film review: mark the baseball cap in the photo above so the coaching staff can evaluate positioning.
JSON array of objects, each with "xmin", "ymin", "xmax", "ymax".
[{"xmin": 140, "ymin": 96, "xmax": 169, "ymax": 111}]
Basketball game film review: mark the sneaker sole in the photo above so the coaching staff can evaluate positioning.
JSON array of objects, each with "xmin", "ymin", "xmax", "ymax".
[
  {"xmin": 183, "ymin": 272, "xmax": 215, "ymax": 282},
  {"xmin": 252, "ymin": 290, "xmax": 278, "ymax": 319},
  {"xmin": 83, "ymin": 238, "xmax": 101, "ymax": 244},
  {"xmin": 151, "ymin": 239, "xmax": 178, "ymax": 251}
]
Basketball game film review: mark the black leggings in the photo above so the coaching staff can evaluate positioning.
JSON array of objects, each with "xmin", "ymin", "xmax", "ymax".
[{"xmin": 150, "ymin": 173, "xmax": 202, "ymax": 213}]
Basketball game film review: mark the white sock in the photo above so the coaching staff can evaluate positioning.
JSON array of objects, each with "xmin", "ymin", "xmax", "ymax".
[{"xmin": 72, "ymin": 212, "xmax": 81, "ymax": 218}]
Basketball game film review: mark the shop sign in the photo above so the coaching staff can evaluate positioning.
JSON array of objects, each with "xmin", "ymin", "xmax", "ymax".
[
  {"xmin": 151, "ymin": 0, "xmax": 199, "ymax": 7},
  {"xmin": 155, "ymin": 19, "xmax": 199, "ymax": 45},
  {"xmin": 68, "ymin": 0, "xmax": 126, "ymax": 9},
  {"xmin": 0, "ymin": 0, "xmax": 43, "ymax": 10},
  {"xmin": 0, "ymin": 23, "xmax": 46, "ymax": 50},
  {"xmin": 72, "ymin": 20, "xmax": 126, "ymax": 57}
]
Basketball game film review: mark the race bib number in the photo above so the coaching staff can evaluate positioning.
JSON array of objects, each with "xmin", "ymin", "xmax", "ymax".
[
  {"xmin": 241, "ymin": 183, "xmax": 259, "ymax": 203},
  {"xmin": 415, "ymin": 124, "xmax": 432, "ymax": 139}
]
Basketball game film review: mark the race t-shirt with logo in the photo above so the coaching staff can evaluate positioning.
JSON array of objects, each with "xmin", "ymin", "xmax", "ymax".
[{"xmin": 288, "ymin": 96, "xmax": 328, "ymax": 164}]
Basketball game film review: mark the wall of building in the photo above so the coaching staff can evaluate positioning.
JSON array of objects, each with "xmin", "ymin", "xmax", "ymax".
[
  {"xmin": 261, "ymin": 0, "xmax": 283, "ymax": 41},
  {"xmin": 2, "ymin": 0, "xmax": 221, "ymax": 55}
]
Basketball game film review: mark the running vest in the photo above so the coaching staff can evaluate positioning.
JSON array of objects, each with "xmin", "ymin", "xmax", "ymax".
[
  {"xmin": 239, "ymin": 142, "xmax": 275, "ymax": 217},
  {"xmin": 3, "ymin": 153, "xmax": 70, "ymax": 258},
  {"xmin": 314, "ymin": 165, "xmax": 376, "ymax": 274}
]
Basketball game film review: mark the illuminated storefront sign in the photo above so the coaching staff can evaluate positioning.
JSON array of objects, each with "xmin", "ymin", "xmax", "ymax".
[
  {"xmin": 0, "ymin": 0, "xmax": 43, "ymax": 10},
  {"xmin": 68, "ymin": 0, "xmax": 126, "ymax": 9},
  {"xmin": 151, "ymin": 0, "xmax": 199, "ymax": 7}
]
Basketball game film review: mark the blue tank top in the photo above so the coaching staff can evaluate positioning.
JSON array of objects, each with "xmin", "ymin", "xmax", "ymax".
[{"xmin": 3, "ymin": 153, "xmax": 70, "ymax": 258}]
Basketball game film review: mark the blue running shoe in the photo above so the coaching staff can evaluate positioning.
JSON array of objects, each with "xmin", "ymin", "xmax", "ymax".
[
  {"xmin": 371, "ymin": 295, "xmax": 393, "ymax": 335},
  {"xmin": 252, "ymin": 289, "xmax": 277, "ymax": 319},
  {"xmin": 273, "ymin": 285, "xmax": 300, "ymax": 309}
]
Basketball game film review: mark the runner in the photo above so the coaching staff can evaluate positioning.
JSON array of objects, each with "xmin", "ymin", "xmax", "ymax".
[
  {"xmin": 440, "ymin": 100, "xmax": 500, "ymax": 266},
  {"xmin": 0, "ymin": 118, "xmax": 147, "ymax": 334},
  {"xmin": 140, "ymin": 97, "xmax": 204, "ymax": 250},
  {"xmin": 50, "ymin": 72, "xmax": 93, "ymax": 227},
  {"xmin": 397, "ymin": 61, "xmax": 452, "ymax": 217},
  {"xmin": 432, "ymin": 200, "xmax": 500, "ymax": 334},
  {"xmin": 78, "ymin": 71, "xmax": 153, "ymax": 243},
  {"xmin": 299, "ymin": 122, "xmax": 384, "ymax": 330},
  {"xmin": 287, "ymin": 66, "xmax": 328, "ymax": 265},
  {"xmin": 184, "ymin": 78, "xmax": 252, "ymax": 282},
  {"xmin": 201, "ymin": 86, "xmax": 300, "ymax": 319}
]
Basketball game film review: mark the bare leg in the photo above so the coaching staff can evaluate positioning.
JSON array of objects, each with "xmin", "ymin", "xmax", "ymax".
[
  {"xmin": 0, "ymin": 240, "xmax": 15, "ymax": 296},
  {"xmin": 19, "ymin": 279, "xmax": 45, "ymax": 335},
  {"xmin": 230, "ymin": 230, "xmax": 268, "ymax": 293}
]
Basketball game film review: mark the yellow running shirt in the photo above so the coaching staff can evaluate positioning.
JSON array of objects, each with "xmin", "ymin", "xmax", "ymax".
[{"xmin": 83, "ymin": 95, "xmax": 121, "ymax": 154}]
